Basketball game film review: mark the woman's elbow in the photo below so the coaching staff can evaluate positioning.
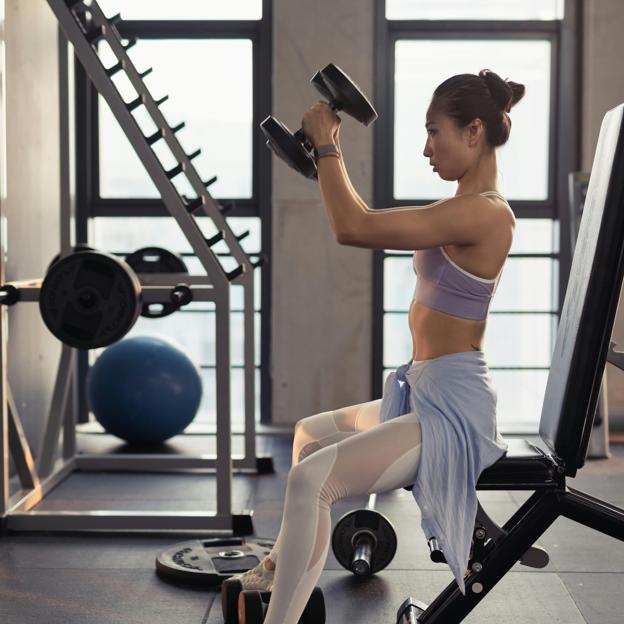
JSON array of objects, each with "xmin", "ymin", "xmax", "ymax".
[{"xmin": 336, "ymin": 231, "xmax": 352, "ymax": 245}]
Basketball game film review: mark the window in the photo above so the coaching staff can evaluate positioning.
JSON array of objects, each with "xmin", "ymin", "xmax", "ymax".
[
  {"xmin": 374, "ymin": 1, "xmax": 580, "ymax": 433},
  {"xmin": 98, "ymin": 39, "xmax": 253, "ymax": 199},
  {"xmin": 386, "ymin": 0, "xmax": 564, "ymax": 21},
  {"xmin": 98, "ymin": 0, "xmax": 263, "ymax": 21},
  {"xmin": 393, "ymin": 39, "xmax": 552, "ymax": 200},
  {"xmin": 76, "ymin": 1, "xmax": 272, "ymax": 425}
]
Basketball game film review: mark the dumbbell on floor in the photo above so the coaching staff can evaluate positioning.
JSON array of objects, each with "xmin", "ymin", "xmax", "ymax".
[
  {"xmin": 260, "ymin": 62, "xmax": 377, "ymax": 180},
  {"xmin": 331, "ymin": 493, "xmax": 397, "ymax": 576},
  {"xmin": 222, "ymin": 580, "xmax": 325, "ymax": 624}
]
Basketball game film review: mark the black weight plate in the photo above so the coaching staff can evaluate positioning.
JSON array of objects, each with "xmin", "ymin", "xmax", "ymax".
[
  {"xmin": 331, "ymin": 508, "xmax": 397, "ymax": 575},
  {"xmin": 47, "ymin": 244, "xmax": 95, "ymax": 273},
  {"xmin": 155, "ymin": 537, "xmax": 276, "ymax": 587},
  {"xmin": 260, "ymin": 116, "xmax": 317, "ymax": 179},
  {"xmin": 124, "ymin": 246, "xmax": 188, "ymax": 274},
  {"xmin": 39, "ymin": 250, "xmax": 142, "ymax": 350},
  {"xmin": 124, "ymin": 247, "xmax": 189, "ymax": 318},
  {"xmin": 314, "ymin": 63, "xmax": 377, "ymax": 126}
]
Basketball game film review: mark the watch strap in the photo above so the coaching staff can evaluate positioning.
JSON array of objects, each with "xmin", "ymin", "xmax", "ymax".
[{"xmin": 313, "ymin": 143, "xmax": 340, "ymax": 161}]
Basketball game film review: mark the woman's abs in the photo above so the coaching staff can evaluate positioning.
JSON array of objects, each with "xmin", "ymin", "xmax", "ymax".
[{"xmin": 408, "ymin": 300, "xmax": 486, "ymax": 361}]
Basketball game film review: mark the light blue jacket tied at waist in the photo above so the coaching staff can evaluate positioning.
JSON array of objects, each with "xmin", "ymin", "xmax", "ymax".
[{"xmin": 379, "ymin": 351, "xmax": 509, "ymax": 595}]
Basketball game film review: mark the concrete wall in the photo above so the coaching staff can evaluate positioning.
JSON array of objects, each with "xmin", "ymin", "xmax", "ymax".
[
  {"xmin": 270, "ymin": 0, "xmax": 374, "ymax": 425},
  {"xmin": 581, "ymin": 0, "xmax": 624, "ymax": 426},
  {"xmin": 4, "ymin": 0, "xmax": 61, "ymax": 466}
]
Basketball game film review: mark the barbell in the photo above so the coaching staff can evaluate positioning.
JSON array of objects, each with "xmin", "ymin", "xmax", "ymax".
[{"xmin": 0, "ymin": 246, "xmax": 264, "ymax": 350}]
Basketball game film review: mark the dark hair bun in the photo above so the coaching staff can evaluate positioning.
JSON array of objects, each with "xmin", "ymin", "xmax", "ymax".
[{"xmin": 479, "ymin": 69, "xmax": 526, "ymax": 112}]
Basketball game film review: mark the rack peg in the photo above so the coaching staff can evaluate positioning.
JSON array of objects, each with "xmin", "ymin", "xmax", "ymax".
[
  {"xmin": 235, "ymin": 230, "xmax": 250, "ymax": 243},
  {"xmin": 145, "ymin": 128, "xmax": 164, "ymax": 145},
  {"xmin": 184, "ymin": 197, "xmax": 204, "ymax": 214},
  {"xmin": 205, "ymin": 231, "xmax": 225, "ymax": 247},
  {"xmin": 226, "ymin": 265, "xmax": 245, "ymax": 281},
  {"xmin": 252, "ymin": 255, "xmax": 267, "ymax": 269}
]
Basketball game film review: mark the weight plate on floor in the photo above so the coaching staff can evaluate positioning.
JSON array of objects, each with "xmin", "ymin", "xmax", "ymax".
[
  {"xmin": 155, "ymin": 537, "xmax": 276, "ymax": 587},
  {"xmin": 124, "ymin": 246, "xmax": 189, "ymax": 318},
  {"xmin": 331, "ymin": 508, "xmax": 397, "ymax": 575},
  {"xmin": 39, "ymin": 250, "xmax": 142, "ymax": 349}
]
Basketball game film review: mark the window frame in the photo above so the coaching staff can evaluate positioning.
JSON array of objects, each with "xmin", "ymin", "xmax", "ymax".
[
  {"xmin": 372, "ymin": 1, "xmax": 582, "ymax": 412},
  {"xmin": 74, "ymin": 2, "xmax": 273, "ymax": 423}
]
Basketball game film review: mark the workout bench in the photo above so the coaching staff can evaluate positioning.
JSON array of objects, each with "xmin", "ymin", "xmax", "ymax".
[{"xmin": 397, "ymin": 103, "xmax": 624, "ymax": 623}]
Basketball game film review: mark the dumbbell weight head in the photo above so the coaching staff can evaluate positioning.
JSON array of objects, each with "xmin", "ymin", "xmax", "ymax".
[
  {"xmin": 331, "ymin": 508, "xmax": 397, "ymax": 575},
  {"xmin": 260, "ymin": 116, "xmax": 318, "ymax": 179},
  {"xmin": 260, "ymin": 62, "xmax": 377, "ymax": 179},
  {"xmin": 310, "ymin": 63, "xmax": 377, "ymax": 126}
]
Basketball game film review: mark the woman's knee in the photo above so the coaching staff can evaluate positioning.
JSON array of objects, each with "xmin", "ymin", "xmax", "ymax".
[
  {"xmin": 293, "ymin": 410, "xmax": 338, "ymax": 456},
  {"xmin": 292, "ymin": 414, "xmax": 328, "ymax": 464},
  {"xmin": 288, "ymin": 444, "xmax": 338, "ymax": 493}
]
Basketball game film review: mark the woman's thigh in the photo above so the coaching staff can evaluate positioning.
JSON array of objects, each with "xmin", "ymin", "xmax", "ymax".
[
  {"xmin": 292, "ymin": 399, "xmax": 383, "ymax": 466},
  {"xmin": 292, "ymin": 409, "xmax": 423, "ymax": 502}
]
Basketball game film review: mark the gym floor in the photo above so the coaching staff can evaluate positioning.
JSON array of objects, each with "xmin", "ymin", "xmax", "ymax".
[{"xmin": 1, "ymin": 431, "xmax": 623, "ymax": 623}]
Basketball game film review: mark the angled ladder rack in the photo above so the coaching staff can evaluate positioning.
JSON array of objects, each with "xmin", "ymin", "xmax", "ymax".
[{"xmin": 0, "ymin": 0, "xmax": 270, "ymax": 536}]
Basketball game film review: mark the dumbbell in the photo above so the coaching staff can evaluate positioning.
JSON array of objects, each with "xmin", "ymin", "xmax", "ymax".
[
  {"xmin": 222, "ymin": 580, "xmax": 325, "ymax": 624},
  {"xmin": 331, "ymin": 493, "xmax": 397, "ymax": 576},
  {"xmin": 260, "ymin": 62, "xmax": 377, "ymax": 180}
]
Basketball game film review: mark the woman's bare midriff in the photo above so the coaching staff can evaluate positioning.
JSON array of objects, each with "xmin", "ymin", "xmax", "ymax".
[
  {"xmin": 409, "ymin": 300, "xmax": 486, "ymax": 361},
  {"xmin": 409, "ymin": 217, "xmax": 513, "ymax": 361}
]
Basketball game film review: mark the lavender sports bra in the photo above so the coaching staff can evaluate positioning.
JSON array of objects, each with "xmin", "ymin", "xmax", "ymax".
[{"xmin": 412, "ymin": 191, "xmax": 508, "ymax": 321}]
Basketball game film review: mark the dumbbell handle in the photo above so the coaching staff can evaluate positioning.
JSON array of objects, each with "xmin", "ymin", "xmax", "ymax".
[
  {"xmin": 351, "ymin": 533, "xmax": 374, "ymax": 575},
  {"xmin": 293, "ymin": 101, "xmax": 343, "ymax": 151},
  {"xmin": 351, "ymin": 494, "xmax": 379, "ymax": 574}
]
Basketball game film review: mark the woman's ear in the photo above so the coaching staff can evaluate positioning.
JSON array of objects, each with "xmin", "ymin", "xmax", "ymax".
[{"xmin": 467, "ymin": 118, "xmax": 484, "ymax": 147}]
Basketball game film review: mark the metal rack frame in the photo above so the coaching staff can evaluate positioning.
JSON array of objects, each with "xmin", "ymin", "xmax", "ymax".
[{"xmin": 0, "ymin": 0, "xmax": 272, "ymax": 535}]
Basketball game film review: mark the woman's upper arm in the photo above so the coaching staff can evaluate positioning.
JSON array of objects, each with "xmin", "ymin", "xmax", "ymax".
[{"xmin": 339, "ymin": 195, "xmax": 514, "ymax": 250}]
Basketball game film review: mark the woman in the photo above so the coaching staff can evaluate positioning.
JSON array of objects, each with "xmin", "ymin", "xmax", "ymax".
[{"xmin": 235, "ymin": 68, "xmax": 524, "ymax": 623}]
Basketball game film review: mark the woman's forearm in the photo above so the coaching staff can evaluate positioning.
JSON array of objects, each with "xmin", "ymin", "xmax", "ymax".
[
  {"xmin": 316, "ymin": 137, "xmax": 367, "ymax": 241},
  {"xmin": 335, "ymin": 138, "xmax": 371, "ymax": 214}
]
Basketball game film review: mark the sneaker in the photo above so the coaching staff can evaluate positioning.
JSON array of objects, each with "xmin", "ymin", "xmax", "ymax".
[{"xmin": 232, "ymin": 558, "xmax": 275, "ymax": 591}]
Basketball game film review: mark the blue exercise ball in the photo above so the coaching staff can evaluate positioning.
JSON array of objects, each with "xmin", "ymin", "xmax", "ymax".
[{"xmin": 87, "ymin": 335, "xmax": 203, "ymax": 445}]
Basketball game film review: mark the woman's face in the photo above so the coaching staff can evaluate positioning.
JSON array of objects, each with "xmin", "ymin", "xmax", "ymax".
[{"xmin": 423, "ymin": 108, "xmax": 482, "ymax": 181}]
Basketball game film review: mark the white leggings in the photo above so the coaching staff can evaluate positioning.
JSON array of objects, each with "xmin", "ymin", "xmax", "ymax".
[{"xmin": 262, "ymin": 398, "xmax": 423, "ymax": 624}]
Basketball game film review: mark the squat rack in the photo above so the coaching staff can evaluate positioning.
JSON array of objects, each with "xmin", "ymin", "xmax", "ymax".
[{"xmin": 0, "ymin": 0, "xmax": 271, "ymax": 535}]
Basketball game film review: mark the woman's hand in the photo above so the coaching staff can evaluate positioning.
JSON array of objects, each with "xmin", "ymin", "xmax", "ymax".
[{"xmin": 301, "ymin": 101, "xmax": 342, "ymax": 148}]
